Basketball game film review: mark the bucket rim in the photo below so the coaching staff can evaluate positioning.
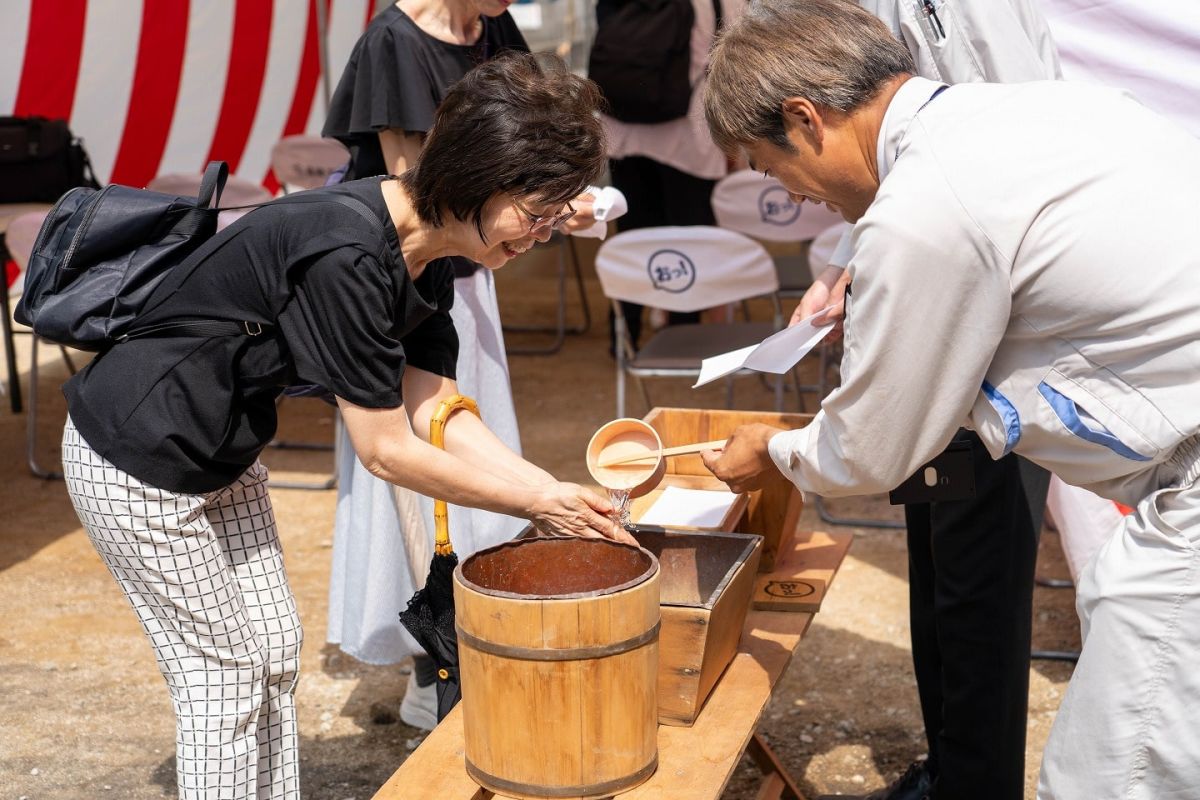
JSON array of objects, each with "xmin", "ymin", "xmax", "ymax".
[{"xmin": 453, "ymin": 536, "xmax": 660, "ymax": 601}]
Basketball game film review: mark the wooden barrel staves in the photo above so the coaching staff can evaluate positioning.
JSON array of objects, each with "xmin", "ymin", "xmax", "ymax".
[{"xmin": 454, "ymin": 537, "xmax": 661, "ymax": 799}]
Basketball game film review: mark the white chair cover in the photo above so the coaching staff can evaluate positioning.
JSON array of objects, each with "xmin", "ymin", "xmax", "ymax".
[
  {"xmin": 147, "ymin": 172, "xmax": 274, "ymax": 230},
  {"xmin": 6, "ymin": 210, "xmax": 49, "ymax": 272},
  {"xmin": 712, "ymin": 170, "xmax": 845, "ymax": 243},
  {"xmin": 594, "ymin": 226, "xmax": 778, "ymax": 314},
  {"xmin": 269, "ymin": 135, "xmax": 350, "ymax": 192},
  {"xmin": 807, "ymin": 222, "xmax": 851, "ymax": 281}
]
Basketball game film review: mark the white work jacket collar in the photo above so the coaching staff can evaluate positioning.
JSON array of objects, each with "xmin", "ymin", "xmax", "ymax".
[{"xmin": 876, "ymin": 76, "xmax": 946, "ymax": 184}]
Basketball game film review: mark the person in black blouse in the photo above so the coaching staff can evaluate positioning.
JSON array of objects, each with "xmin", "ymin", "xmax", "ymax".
[
  {"xmin": 61, "ymin": 54, "xmax": 620, "ymax": 800},
  {"xmin": 321, "ymin": 0, "xmax": 612, "ymax": 730}
]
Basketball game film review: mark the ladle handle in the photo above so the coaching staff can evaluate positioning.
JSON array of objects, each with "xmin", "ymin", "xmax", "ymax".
[{"xmin": 596, "ymin": 439, "xmax": 727, "ymax": 468}]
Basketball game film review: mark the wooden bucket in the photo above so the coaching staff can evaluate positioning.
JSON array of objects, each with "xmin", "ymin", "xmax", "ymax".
[{"xmin": 454, "ymin": 537, "xmax": 661, "ymax": 800}]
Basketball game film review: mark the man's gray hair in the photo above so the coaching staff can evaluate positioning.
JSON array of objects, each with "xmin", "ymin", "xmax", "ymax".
[{"xmin": 704, "ymin": 0, "xmax": 914, "ymax": 152}]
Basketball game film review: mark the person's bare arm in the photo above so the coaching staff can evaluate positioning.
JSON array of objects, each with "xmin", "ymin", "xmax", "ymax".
[
  {"xmin": 402, "ymin": 366, "xmax": 554, "ymax": 487},
  {"xmin": 338, "ymin": 396, "xmax": 631, "ymax": 542},
  {"xmin": 378, "ymin": 128, "xmax": 424, "ymax": 175},
  {"xmin": 789, "ymin": 264, "xmax": 850, "ymax": 339}
]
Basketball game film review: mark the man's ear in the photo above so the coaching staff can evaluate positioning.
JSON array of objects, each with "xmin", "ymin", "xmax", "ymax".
[{"xmin": 781, "ymin": 96, "xmax": 824, "ymax": 146}]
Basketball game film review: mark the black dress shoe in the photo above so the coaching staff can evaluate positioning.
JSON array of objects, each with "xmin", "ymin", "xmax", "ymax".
[{"xmin": 817, "ymin": 760, "xmax": 933, "ymax": 800}]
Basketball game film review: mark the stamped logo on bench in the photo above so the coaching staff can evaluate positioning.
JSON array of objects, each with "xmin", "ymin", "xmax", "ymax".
[{"xmin": 763, "ymin": 579, "xmax": 817, "ymax": 599}]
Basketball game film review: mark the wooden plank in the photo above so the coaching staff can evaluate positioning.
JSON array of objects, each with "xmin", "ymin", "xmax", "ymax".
[
  {"xmin": 752, "ymin": 531, "xmax": 853, "ymax": 613},
  {"xmin": 747, "ymin": 733, "xmax": 804, "ymax": 800},
  {"xmin": 754, "ymin": 773, "xmax": 786, "ymax": 800}
]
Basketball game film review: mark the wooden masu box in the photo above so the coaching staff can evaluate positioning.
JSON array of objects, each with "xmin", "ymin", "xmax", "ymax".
[
  {"xmin": 629, "ymin": 525, "xmax": 762, "ymax": 726},
  {"xmin": 641, "ymin": 407, "xmax": 813, "ymax": 572}
]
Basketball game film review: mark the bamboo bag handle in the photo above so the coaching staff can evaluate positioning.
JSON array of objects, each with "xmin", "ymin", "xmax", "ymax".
[{"xmin": 429, "ymin": 394, "xmax": 481, "ymax": 556}]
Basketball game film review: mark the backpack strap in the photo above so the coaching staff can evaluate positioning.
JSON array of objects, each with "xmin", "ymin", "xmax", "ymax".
[{"xmin": 116, "ymin": 190, "xmax": 388, "ymax": 344}]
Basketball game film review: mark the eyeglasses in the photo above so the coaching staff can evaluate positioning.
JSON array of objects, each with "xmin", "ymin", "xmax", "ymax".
[{"xmin": 512, "ymin": 197, "xmax": 577, "ymax": 234}]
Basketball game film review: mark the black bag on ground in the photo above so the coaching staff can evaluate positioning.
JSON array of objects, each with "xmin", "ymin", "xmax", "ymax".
[
  {"xmin": 0, "ymin": 116, "xmax": 100, "ymax": 203},
  {"xmin": 14, "ymin": 161, "xmax": 251, "ymax": 350},
  {"xmin": 588, "ymin": 0, "xmax": 695, "ymax": 124}
]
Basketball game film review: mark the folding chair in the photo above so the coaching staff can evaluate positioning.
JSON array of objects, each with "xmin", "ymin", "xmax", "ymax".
[
  {"xmin": 594, "ymin": 225, "xmax": 802, "ymax": 417},
  {"xmin": 795, "ymin": 220, "xmax": 906, "ymax": 528},
  {"xmin": 712, "ymin": 171, "xmax": 847, "ymax": 409},
  {"xmin": 6, "ymin": 209, "xmax": 80, "ymax": 478},
  {"xmin": 502, "ymin": 231, "xmax": 591, "ymax": 355},
  {"xmin": 147, "ymin": 171, "xmax": 273, "ymax": 230},
  {"xmin": 269, "ymin": 135, "xmax": 350, "ymax": 193},
  {"xmin": 712, "ymin": 170, "xmax": 845, "ymax": 299},
  {"xmin": 1, "ymin": 202, "xmax": 54, "ymax": 413}
]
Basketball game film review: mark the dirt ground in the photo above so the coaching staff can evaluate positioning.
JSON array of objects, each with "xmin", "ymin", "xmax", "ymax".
[{"xmin": 0, "ymin": 238, "xmax": 1081, "ymax": 799}]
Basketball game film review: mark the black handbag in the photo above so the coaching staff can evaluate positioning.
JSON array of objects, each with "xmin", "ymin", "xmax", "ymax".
[{"xmin": 0, "ymin": 116, "xmax": 100, "ymax": 203}]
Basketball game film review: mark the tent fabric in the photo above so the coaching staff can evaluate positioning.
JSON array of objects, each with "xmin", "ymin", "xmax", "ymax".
[
  {"xmin": 0, "ymin": 0, "xmax": 374, "ymax": 190},
  {"xmin": 3, "ymin": 1, "xmax": 1196, "ymax": 192}
]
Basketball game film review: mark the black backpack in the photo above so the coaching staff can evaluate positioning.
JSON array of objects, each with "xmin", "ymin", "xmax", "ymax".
[
  {"xmin": 0, "ymin": 116, "xmax": 100, "ymax": 203},
  {"xmin": 15, "ymin": 161, "xmax": 381, "ymax": 351},
  {"xmin": 588, "ymin": 0, "xmax": 721, "ymax": 124}
]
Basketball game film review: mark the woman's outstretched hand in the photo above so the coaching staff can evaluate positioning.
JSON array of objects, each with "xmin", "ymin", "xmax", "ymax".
[{"xmin": 528, "ymin": 482, "xmax": 638, "ymax": 545}]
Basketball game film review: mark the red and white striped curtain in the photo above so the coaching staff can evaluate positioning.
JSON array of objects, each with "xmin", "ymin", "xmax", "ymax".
[{"xmin": 0, "ymin": 0, "xmax": 376, "ymax": 193}]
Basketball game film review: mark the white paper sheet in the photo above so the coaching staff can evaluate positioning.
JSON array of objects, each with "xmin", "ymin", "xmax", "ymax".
[
  {"xmin": 637, "ymin": 486, "xmax": 739, "ymax": 529},
  {"xmin": 693, "ymin": 308, "xmax": 835, "ymax": 388}
]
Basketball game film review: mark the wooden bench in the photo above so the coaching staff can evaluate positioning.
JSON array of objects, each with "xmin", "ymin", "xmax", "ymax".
[{"xmin": 373, "ymin": 529, "xmax": 852, "ymax": 800}]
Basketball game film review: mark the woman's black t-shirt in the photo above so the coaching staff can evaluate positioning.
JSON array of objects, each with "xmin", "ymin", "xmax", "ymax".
[
  {"xmin": 322, "ymin": 6, "xmax": 529, "ymax": 181},
  {"xmin": 64, "ymin": 178, "xmax": 458, "ymax": 495}
]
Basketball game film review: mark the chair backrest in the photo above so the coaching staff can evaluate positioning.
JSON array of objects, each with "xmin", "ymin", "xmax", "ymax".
[
  {"xmin": 5, "ymin": 210, "xmax": 49, "ymax": 271},
  {"xmin": 147, "ymin": 172, "xmax": 274, "ymax": 231},
  {"xmin": 147, "ymin": 172, "xmax": 274, "ymax": 206},
  {"xmin": 807, "ymin": 222, "xmax": 850, "ymax": 281},
  {"xmin": 712, "ymin": 169, "xmax": 845, "ymax": 243},
  {"xmin": 594, "ymin": 226, "xmax": 778, "ymax": 314},
  {"xmin": 269, "ymin": 135, "xmax": 350, "ymax": 191}
]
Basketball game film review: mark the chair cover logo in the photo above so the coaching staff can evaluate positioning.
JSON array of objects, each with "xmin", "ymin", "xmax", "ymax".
[
  {"xmin": 758, "ymin": 185, "xmax": 801, "ymax": 226},
  {"xmin": 647, "ymin": 249, "xmax": 696, "ymax": 293}
]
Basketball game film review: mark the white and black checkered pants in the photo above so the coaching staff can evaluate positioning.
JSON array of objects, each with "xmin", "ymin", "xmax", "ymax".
[{"xmin": 63, "ymin": 417, "xmax": 303, "ymax": 799}]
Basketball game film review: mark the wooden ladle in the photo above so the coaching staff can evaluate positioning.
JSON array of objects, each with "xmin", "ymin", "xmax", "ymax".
[{"xmin": 595, "ymin": 439, "xmax": 727, "ymax": 468}]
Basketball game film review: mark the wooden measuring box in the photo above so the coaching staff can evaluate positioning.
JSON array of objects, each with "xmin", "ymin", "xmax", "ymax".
[
  {"xmin": 641, "ymin": 407, "xmax": 813, "ymax": 572},
  {"xmin": 630, "ymin": 526, "xmax": 762, "ymax": 727}
]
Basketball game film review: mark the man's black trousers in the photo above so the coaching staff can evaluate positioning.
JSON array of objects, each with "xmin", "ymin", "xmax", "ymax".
[{"xmin": 904, "ymin": 429, "xmax": 1049, "ymax": 800}]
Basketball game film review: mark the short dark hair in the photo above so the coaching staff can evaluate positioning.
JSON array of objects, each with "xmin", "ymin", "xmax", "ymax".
[
  {"xmin": 705, "ymin": 0, "xmax": 915, "ymax": 152},
  {"xmin": 401, "ymin": 52, "xmax": 607, "ymax": 238}
]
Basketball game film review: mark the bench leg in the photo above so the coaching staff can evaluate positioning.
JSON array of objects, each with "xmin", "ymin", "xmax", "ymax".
[{"xmin": 747, "ymin": 732, "xmax": 805, "ymax": 800}]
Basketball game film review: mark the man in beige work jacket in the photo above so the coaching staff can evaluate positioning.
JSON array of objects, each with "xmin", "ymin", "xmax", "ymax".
[{"xmin": 701, "ymin": 2, "xmax": 1200, "ymax": 799}]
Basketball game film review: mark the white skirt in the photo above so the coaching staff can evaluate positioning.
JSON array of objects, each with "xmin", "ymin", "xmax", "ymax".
[{"xmin": 326, "ymin": 269, "xmax": 527, "ymax": 664}]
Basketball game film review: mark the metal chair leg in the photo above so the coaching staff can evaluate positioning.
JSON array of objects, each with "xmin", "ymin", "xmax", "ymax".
[
  {"xmin": 790, "ymin": 368, "xmax": 809, "ymax": 413},
  {"xmin": 505, "ymin": 235, "xmax": 590, "ymax": 355},
  {"xmin": 1032, "ymin": 574, "xmax": 1080, "ymax": 662},
  {"xmin": 27, "ymin": 334, "xmax": 60, "ymax": 479},
  {"xmin": 814, "ymin": 494, "xmax": 906, "ymax": 530},
  {"xmin": 267, "ymin": 412, "xmax": 341, "ymax": 491},
  {"xmin": 635, "ymin": 374, "xmax": 653, "ymax": 416},
  {"xmin": 2, "ymin": 245, "xmax": 21, "ymax": 412}
]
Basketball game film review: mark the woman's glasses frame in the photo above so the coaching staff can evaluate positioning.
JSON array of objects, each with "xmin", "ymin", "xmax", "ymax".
[{"xmin": 512, "ymin": 197, "xmax": 577, "ymax": 234}]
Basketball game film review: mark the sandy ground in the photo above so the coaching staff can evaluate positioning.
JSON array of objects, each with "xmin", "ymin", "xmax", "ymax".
[{"xmin": 0, "ymin": 238, "xmax": 1080, "ymax": 799}]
